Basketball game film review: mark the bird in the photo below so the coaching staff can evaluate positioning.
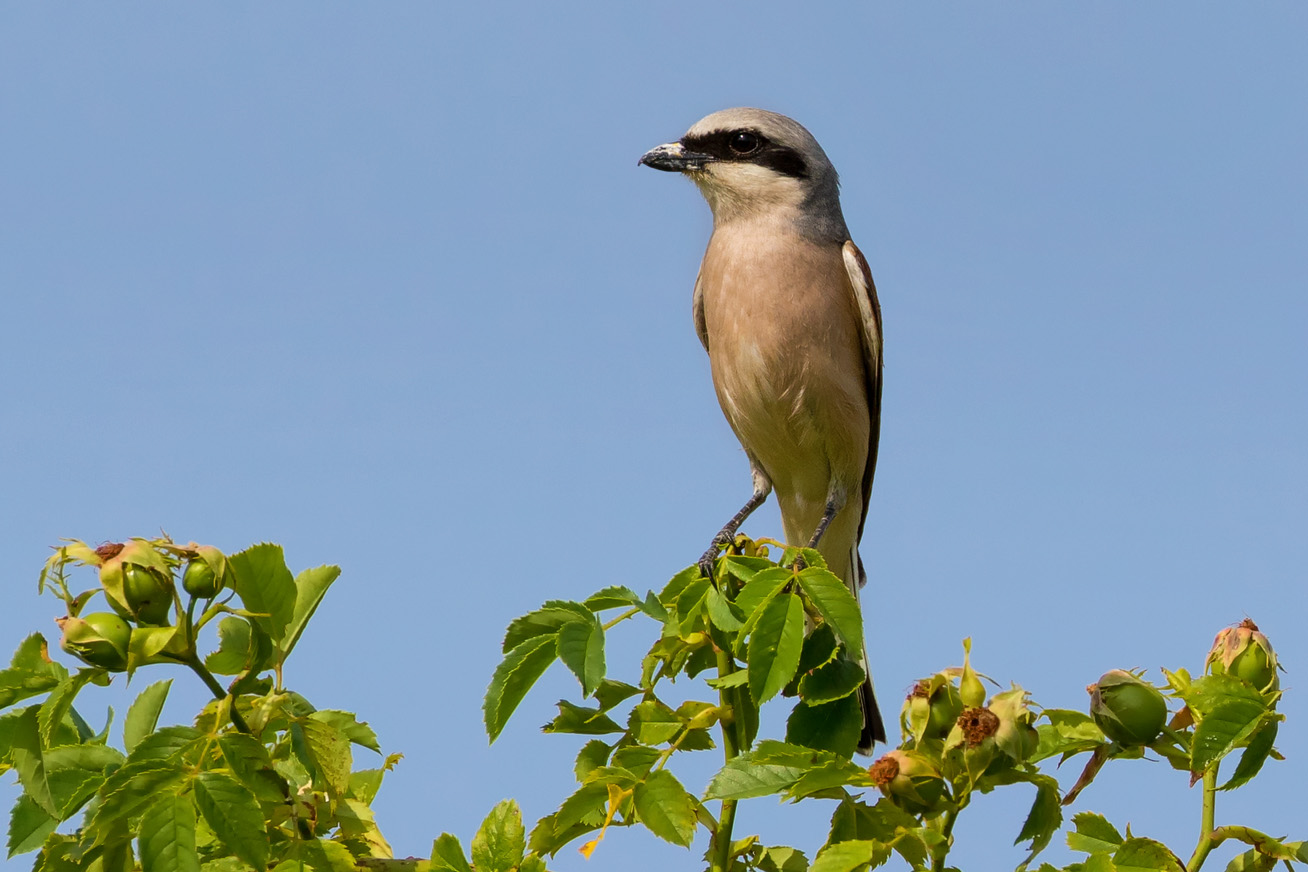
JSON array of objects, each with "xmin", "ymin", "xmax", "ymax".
[{"xmin": 639, "ymin": 108, "xmax": 886, "ymax": 751}]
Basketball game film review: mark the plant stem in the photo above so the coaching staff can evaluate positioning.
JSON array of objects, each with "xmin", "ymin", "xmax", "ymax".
[
  {"xmin": 710, "ymin": 648, "xmax": 742, "ymax": 872},
  {"xmin": 185, "ymin": 657, "xmax": 253, "ymax": 735},
  {"xmin": 930, "ymin": 808, "xmax": 960, "ymax": 872},
  {"xmin": 1186, "ymin": 765, "xmax": 1219, "ymax": 871},
  {"xmin": 601, "ymin": 607, "xmax": 642, "ymax": 632}
]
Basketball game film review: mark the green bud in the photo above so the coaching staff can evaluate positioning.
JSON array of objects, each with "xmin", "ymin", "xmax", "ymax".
[
  {"xmin": 1088, "ymin": 670, "xmax": 1167, "ymax": 745},
  {"xmin": 101, "ymin": 558, "xmax": 174, "ymax": 626},
  {"xmin": 868, "ymin": 750, "xmax": 946, "ymax": 815},
  {"xmin": 1207, "ymin": 619, "xmax": 1278, "ymax": 692},
  {"xmin": 183, "ymin": 559, "xmax": 222, "ymax": 598},
  {"xmin": 58, "ymin": 613, "xmax": 131, "ymax": 671},
  {"xmin": 908, "ymin": 678, "xmax": 965, "ymax": 741}
]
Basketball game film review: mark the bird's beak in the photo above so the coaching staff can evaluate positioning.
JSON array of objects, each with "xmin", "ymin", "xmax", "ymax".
[{"xmin": 639, "ymin": 141, "xmax": 714, "ymax": 173}]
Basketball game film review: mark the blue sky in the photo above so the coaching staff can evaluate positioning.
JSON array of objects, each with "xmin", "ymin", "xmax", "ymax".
[{"xmin": 2, "ymin": 5, "xmax": 1305, "ymax": 870}]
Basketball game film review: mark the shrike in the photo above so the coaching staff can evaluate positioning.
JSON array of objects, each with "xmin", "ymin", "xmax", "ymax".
[{"xmin": 640, "ymin": 108, "xmax": 885, "ymax": 750}]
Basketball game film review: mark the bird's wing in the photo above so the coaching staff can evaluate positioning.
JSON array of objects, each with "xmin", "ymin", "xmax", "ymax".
[
  {"xmin": 692, "ymin": 269, "xmax": 710, "ymax": 353},
  {"xmin": 842, "ymin": 240, "xmax": 883, "ymax": 552}
]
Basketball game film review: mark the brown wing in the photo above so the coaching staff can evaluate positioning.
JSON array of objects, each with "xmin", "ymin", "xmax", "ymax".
[
  {"xmin": 692, "ymin": 269, "xmax": 709, "ymax": 353},
  {"xmin": 841, "ymin": 240, "xmax": 883, "ymax": 553}
]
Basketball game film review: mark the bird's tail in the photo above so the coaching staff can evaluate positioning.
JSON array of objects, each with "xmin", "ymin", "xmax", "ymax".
[{"xmin": 852, "ymin": 552, "xmax": 886, "ymax": 754}]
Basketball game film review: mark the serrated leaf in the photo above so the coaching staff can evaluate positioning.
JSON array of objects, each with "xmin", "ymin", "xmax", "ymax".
[
  {"xmin": 1222, "ymin": 848, "xmax": 1277, "ymax": 872},
  {"xmin": 705, "ymin": 670, "xmax": 749, "ymax": 689},
  {"xmin": 138, "ymin": 793, "xmax": 199, "ymax": 872},
  {"xmin": 0, "ymin": 636, "xmax": 66, "ymax": 710},
  {"xmin": 293, "ymin": 717, "xmax": 351, "ymax": 797},
  {"xmin": 810, "ymin": 840, "xmax": 877, "ymax": 872},
  {"xmin": 124, "ymin": 680, "xmax": 172, "ymax": 754},
  {"xmin": 544, "ymin": 700, "xmax": 623, "ymax": 735},
  {"xmin": 336, "ymin": 796, "xmax": 392, "ymax": 857},
  {"xmin": 1191, "ymin": 699, "xmax": 1268, "ymax": 772},
  {"xmin": 787, "ymin": 759, "xmax": 871, "ymax": 800},
  {"xmin": 204, "ymin": 619, "xmax": 253, "ymax": 676},
  {"xmin": 10, "ymin": 708, "xmax": 55, "ymax": 816},
  {"xmin": 798, "ymin": 657, "xmax": 865, "ymax": 705},
  {"xmin": 309, "ymin": 710, "xmax": 381, "ymax": 754},
  {"xmin": 704, "ymin": 754, "xmax": 807, "ymax": 800},
  {"xmin": 1015, "ymin": 773, "xmax": 1063, "ymax": 864},
  {"xmin": 193, "ymin": 772, "xmax": 267, "ymax": 870},
  {"xmin": 1112, "ymin": 837, "xmax": 1184, "ymax": 871},
  {"xmin": 574, "ymin": 740, "xmax": 611, "ymax": 781},
  {"xmin": 471, "ymin": 799, "xmax": 526, "ymax": 872},
  {"xmin": 1067, "ymin": 812, "xmax": 1124, "ymax": 855},
  {"xmin": 278, "ymin": 564, "xmax": 340, "ymax": 663},
  {"xmin": 8, "ymin": 793, "xmax": 57, "ymax": 858},
  {"xmin": 557, "ymin": 618, "xmax": 605, "ymax": 697},
  {"xmin": 592, "ymin": 680, "xmax": 641, "ymax": 712},
  {"xmin": 759, "ymin": 845, "xmax": 810, "ymax": 872},
  {"xmin": 38, "ymin": 670, "xmax": 96, "ymax": 748},
  {"xmin": 584, "ymin": 586, "xmax": 643, "ymax": 611},
  {"xmin": 128, "ymin": 726, "xmax": 204, "ymax": 764},
  {"xmin": 86, "ymin": 762, "xmax": 187, "ymax": 845},
  {"xmin": 431, "ymin": 833, "xmax": 472, "ymax": 872},
  {"xmin": 628, "ymin": 699, "xmax": 682, "ymax": 746},
  {"xmin": 1220, "ymin": 719, "xmax": 1279, "ymax": 791},
  {"xmin": 748, "ymin": 592, "xmax": 804, "ymax": 705},
  {"xmin": 733, "ymin": 568, "xmax": 791, "ymax": 620},
  {"xmin": 227, "ymin": 544, "xmax": 297, "ymax": 643},
  {"xmin": 794, "ymin": 569, "xmax": 863, "ymax": 651},
  {"xmin": 502, "ymin": 603, "xmax": 592, "ymax": 653},
  {"xmin": 281, "ymin": 838, "xmax": 357, "ymax": 872},
  {"xmin": 785, "ymin": 696, "xmax": 862, "ymax": 758},
  {"xmin": 633, "ymin": 770, "xmax": 695, "ymax": 847},
  {"xmin": 484, "ymin": 635, "xmax": 558, "ymax": 743}
]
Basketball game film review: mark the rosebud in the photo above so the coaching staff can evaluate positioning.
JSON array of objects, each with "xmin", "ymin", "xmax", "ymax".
[
  {"xmin": 868, "ymin": 750, "xmax": 945, "ymax": 815},
  {"xmin": 58, "ymin": 613, "xmax": 131, "ymax": 671},
  {"xmin": 1088, "ymin": 670, "xmax": 1167, "ymax": 745},
  {"xmin": 182, "ymin": 559, "xmax": 222, "ymax": 598},
  {"xmin": 908, "ymin": 679, "xmax": 965, "ymax": 741},
  {"xmin": 1207, "ymin": 619, "xmax": 1278, "ymax": 692},
  {"xmin": 101, "ymin": 559, "xmax": 174, "ymax": 626}
]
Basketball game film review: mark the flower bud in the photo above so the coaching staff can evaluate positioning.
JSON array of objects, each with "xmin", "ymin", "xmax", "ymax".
[
  {"xmin": 868, "ymin": 750, "xmax": 945, "ymax": 815},
  {"xmin": 58, "ymin": 613, "xmax": 131, "ymax": 671},
  {"xmin": 182, "ymin": 559, "xmax": 222, "ymax": 598},
  {"xmin": 101, "ymin": 559, "xmax": 174, "ymax": 626},
  {"xmin": 1207, "ymin": 619, "xmax": 1278, "ymax": 692},
  {"xmin": 1088, "ymin": 670, "xmax": 1167, "ymax": 745},
  {"xmin": 908, "ymin": 679, "xmax": 965, "ymax": 740},
  {"xmin": 956, "ymin": 706, "xmax": 1000, "ymax": 747}
]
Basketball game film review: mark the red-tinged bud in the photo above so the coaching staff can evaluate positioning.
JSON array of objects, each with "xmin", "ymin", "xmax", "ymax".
[
  {"xmin": 1088, "ymin": 670, "xmax": 1167, "ymax": 745},
  {"xmin": 868, "ymin": 750, "xmax": 945, "ymax": 815},
  {"xmin": 57, "ymin": 613, "xmax": 131, "ymax": 671},
  {"xmin": 1207, "ymin": 619, "xmax": 1278, "ymax": 692}
]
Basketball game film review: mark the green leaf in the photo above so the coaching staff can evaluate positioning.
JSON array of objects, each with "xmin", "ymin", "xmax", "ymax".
[
  {"xmin": 310, "ymin": 710, "xmax": 381, "ymax": 754},
  {"xmin": 278, "ymin": 564, "xmax": 340, "ymax": 663},
  {"xmin": 279, "ymin": 838, "xmax": 357, "ymax": 872},
  {"xmin": 593, "ymin": 680, "xmax": 641, "ymax": 712},
  {"xmin": 126, "ymin": 627, "xmax": 179, "ymax": 672},
  {"xmin": 611, "ymin": 745, "xmax": 661, "ymax": 777},
  {"xmin": 0, "ymin": 635, "xmax": 67, "ymax": 709},
  {"xmin": 786, "ymin": 696, "xmax": 862, "ymax": 758},
  {"xmin": 37, "ymin": 670, "xmax": 96, "ymax": 748},
  {"xmin": 1191, "ymin": 699, "xmax": 1268, "ymax": 773},
  {"xmin": 553, "ymin": 783, "xmax": 609, "ymax": 831},
  {"xmin": 1033, "ymin": 709, "xmax": 1106, "ymax": 763},
  {"xmin": 10, "ymin": 708, "xmax": 55, "ymax": 816},
  {"xmin": 336, "ymin": 797, "xmax": 392, "ymax": 858},
  {"xmin": 704, "ymin": 754, "xmax": 807, "ymax": 800},
  {"xmin": 293, "ymin": 717, "xmax": 351, "ymax": 797},
  {"xmin": 733, "ymin": 568, "xmax": 791, "ymax": 620},
  {"xmin": 705, "ymin": 670, "xmax": 749, "ymax": 690},
  {"xmin": 138, "ymin": 793, "xmax": 199, "ymax": 872},
  {"xmin": 124, "ymin": 680, "xmax": 172, "ymax": 754},
  {"xmin": 627, "ymin": 699, "xmax": 682, "ymax": 746},
  {"xmin": 543, "ymin": 701, "xmax": 623, "ymax": 735},
  {"xmin": 128, "ymin": 726, "xmax": 204, "ymax": 764},
  {"xmin": 502, "ymin": 602, "xmax": 592, "ymax": 653},
  {"xmin": 1015, "ymin": 774, "xmax": 1063, "ymax": 864},
  {"xmin": 584, "ymin": 586, "xmax": 643, "ymax": 611},
  {"xmin": 810, "ymin": 840, "xmax": 877, "ymax": 872},
  {"xmin": 8, "ymin": 793, "xmax": 57, "ymax": 858},
  {"xmin": 471, "ymin": 800, "xmax": 526, "ymax": 872},
  {"xmin": 1183, "ymin": 673, "xmax": 1266, "ymax": 717},
  {"xmin": 431, "ymin": 833, "xmax": 473, "ymax": 872},
  {"xmin": 759, "ymin": 846, "xmax": 810, "ymax": 872},
  {"xmin": 1220, "ymin": 719, "xmax": 1279, "ymax": 791},
  {"xmin": 484, "ymin": 635, "xmax": 558, "ymax": 743},
  {"xmin": 633, "ymin": 770, "xmax": 695, "ymax": 847},
  {"xmin": 193, "ymin": 772, "xmax": 267, "ymax": 869},
  {"xmin": 204, "ymin": 618, "xmax": 253, "ymax": 676},
  {"xmin": 748, "ymin": 592, "xmax": 804, "ymax": 705},
  {"xmin": 85, "ymin": 762, "xmax": 187, "ymax": 845},
  {"xmin": 1112, "ymin": 837, "xmax": 1184, "ymax": 871},
  {"xmin": 1222, "ymin": 848, "xmax": 1277, "ymax": 872},
  {"xmin": 706, "ymin": 587, "xmax": 745, "ymax": 632},
  {"xmin": 1067, "ymin": 812, "xmax": 1124, "ymax": 855},
  {"xmin": 795, "ymin": 568, "xmax": 863, "ymax": 651},
  {"xmin": 227, "ymin": 544, "xmax": 297, "ymax": 643},
  {"xmin": 557, "ymin": 618, "xmax": 605, "ymax": 697},
  {"xmin": 574, "ymin": 740, "xmax": 611, "ymax": 781},
  {"xmin": 787, "ymin": 759, "xmax": 871, "ymax": 800},
  {"xmin": 798, "ymin": 657, "xmax": 865, "ymax": 705}
]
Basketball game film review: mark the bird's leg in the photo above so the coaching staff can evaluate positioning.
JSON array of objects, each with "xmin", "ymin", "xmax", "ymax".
[
  {"xmin": 699, "ymin": 468, "xmax": 772, "ymax": 578},
  {"xmin": 794, "ymin": 486, "xmax": 847, "ymax": 570}
]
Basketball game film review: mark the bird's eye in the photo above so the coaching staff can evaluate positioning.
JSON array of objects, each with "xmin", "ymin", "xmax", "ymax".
[{"xmin": 729, "ymin": 131, "xmax": 761, "ymax": 155}]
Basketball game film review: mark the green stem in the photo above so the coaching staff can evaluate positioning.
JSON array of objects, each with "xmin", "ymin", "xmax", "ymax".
[
  {"xmin": 930, "ymin": 808, "xmax": 960, "ymax": 872},
  {"xmin": 602, "ymin": 607, "xmax": 642, "ymax": 632},
  {"xmin": 1186, "ymin": 766, "xmax": 1219, "ymax": 871},
  {"xmin": 710, "ymin": 648, "xmax": 742, "ymax": 872},
  {"xmin": 186, "ymin": 657, "xmax": 253, "ymax": 735}
]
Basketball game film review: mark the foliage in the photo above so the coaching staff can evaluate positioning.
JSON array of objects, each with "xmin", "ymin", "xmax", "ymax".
[{"xmin": 0, "ymin": 535, "xmax": 1300, "ymax": 872}]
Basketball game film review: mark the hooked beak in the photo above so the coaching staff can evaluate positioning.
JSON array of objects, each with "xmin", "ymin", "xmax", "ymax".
[{"xmin": 638, "ymin": 141, "xmax": 715, "ymax": 173}]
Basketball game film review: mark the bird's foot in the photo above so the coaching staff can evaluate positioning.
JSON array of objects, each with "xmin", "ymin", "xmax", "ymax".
[{"xmin": 698, "ymin": 531, "xmax": 736, "ymax": 579}]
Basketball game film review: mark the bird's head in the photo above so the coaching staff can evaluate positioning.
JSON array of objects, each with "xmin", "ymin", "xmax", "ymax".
[{"xmin": 639, "ymin": 107, "xmax": 845, "ymax": 236}]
